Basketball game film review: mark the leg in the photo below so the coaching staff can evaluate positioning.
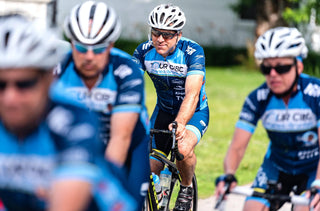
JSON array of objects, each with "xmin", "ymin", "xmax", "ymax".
[
  {"xmin": 150, "ymin": 158, "xmax": 164, "ymax": 175},
  {"xmin": 176, "ymin": 130, "xmax": 197, "ymax": 186},
  {"xmin": 174, "ymin": 130, "xmax": 197, "ymax": 211},
  {"xmin": 243, "ymin": 200, "xmax": 269, "ymax": 211}
]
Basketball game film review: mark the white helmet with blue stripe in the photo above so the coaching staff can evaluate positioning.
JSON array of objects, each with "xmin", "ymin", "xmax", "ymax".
[
  {"xmin": 148, "ymin": 4, "xmax": 186, "ymax": 31},
  {"xmin": 255, "ymin": 27, "xmax": 308, "ymax": 60}
]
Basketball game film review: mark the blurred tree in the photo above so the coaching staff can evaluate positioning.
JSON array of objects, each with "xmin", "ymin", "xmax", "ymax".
[
  {"xmin": 283, "ymin": 0, "xmax": 320, "ymax": 25},
  {"xmin": 230, "ymin": 0, "xmax": 298, "ymax": 38}
]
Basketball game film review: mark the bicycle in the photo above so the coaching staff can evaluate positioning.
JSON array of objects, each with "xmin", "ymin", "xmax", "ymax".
[
  {"xmin": 214, "ymin": 175, "xmax": 317, "ymax": 211},
  {"xmin": 143, "ymin": 121, "xmax": 198, "ymax": 211}
]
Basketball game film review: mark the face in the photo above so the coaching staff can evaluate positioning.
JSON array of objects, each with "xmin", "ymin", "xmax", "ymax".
[
  {"xmin": 72, "ymin": 41, "xmax": 113, "ymax": 80},
  {"xmin": 261, "ymin": 57, "xmax": 303, "ymax": 95},
  {"xmin": 0, "ymin": 68, "xmax": 52, "ymax": 137},
  {"xmin": 151, "ymin": 28, "xmax": 182, "ymax": 57}
]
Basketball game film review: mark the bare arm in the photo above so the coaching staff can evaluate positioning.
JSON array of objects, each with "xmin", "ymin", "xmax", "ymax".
[
  {"xmin": 49, "ymin": 180, "xmax": 91, "ymax": 211},
  {"xmin": 215, "ymin": 128, "xmax": 252, "ymax": 197},
  {"xmin": 172, "ymin": 75, "xmax": 203, "ymax": 139},
  {"xmin": 105, "ymin": 112, "xmax": 139, "ymax": 166},
  {"xmin": 224, "ymin": 128, "xmax": 252, "ymax": 174}
]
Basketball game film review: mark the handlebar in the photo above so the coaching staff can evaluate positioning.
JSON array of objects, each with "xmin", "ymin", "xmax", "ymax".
[
  {"xmin": 231, "ymin": 186, "xmax": 310, "ymax": 206},
  {"xmin": 214, "ymin": 185, "xmax": 317, "ymax": 210},
  {"xmin": 150, "ymin": 121, "xmax": 184, "ymax": 161}
]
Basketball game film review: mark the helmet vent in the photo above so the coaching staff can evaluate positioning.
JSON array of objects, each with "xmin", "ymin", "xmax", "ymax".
[
  {"xmin": 269, "ymin": 31, "xmax": 274, "ymax": 48},
  {"xmin": 4, "ymin": 31, "xmax": 10, "ymax": 47},
  {"xmin": 275, "ymin": 41, "xmax": 284, "ymax": 49}
]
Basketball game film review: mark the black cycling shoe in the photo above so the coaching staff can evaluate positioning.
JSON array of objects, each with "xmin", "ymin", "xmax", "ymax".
[{"xmin": 173, "ymin": 185, "xmax": 193, "ymax": 211}]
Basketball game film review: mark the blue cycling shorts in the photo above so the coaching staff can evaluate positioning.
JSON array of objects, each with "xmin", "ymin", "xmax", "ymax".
[
  {"xmin": 150, "ymin": 105, "xmax": 209, "ymax": 156},
  {"xmin": 246, "ymin": 156, "xmax": 316, "ymax": 208}
]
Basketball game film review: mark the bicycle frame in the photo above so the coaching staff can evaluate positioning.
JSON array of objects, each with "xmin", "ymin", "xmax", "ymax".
[{"xmin": 143, "ymin": 121, "xmax": 198, "ymax": 211}]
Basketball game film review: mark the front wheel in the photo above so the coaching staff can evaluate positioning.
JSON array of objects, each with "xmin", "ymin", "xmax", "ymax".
[{"xmin": 167, "ymin": 174, "xmax": 198, "ymax": 211}]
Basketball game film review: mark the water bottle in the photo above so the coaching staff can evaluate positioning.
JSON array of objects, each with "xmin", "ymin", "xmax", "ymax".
[
  {"xmin": 159, "ymin": 167, "xmax": 172, "ymax": 208},
  {"xmin": 152, "ymin": 172, "xmax": 163, "ymax": 203}
]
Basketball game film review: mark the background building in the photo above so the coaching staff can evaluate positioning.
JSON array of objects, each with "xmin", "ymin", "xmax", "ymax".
[{"xmin": 0, "ymin": 0, "xmax": 256, "ymax": 47}]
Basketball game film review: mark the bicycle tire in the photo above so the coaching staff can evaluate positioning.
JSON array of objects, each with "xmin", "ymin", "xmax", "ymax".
[
  {"xmin": 166, "ymin": 174, "xmax": 198, "ymax": 211},
  {"xmin": 142, "ymin": 174, "xmax": 160, "ymax": 211}
]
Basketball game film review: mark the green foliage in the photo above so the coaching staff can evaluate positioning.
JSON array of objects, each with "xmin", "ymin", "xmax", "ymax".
[
  {"xmin": 203, "ymin": 46, "xmax": 247, "ymax": 66},
  {"xmin": 229, "ymin": 0, "xmax": 256, "ymax": 19},
  {"xmin": 304, "ymin": 51, "xmax": 320, "ymax": 76},
  {"xmin": 283, "ymin": 0, "xmax": 320, "ymax": 25},
  {"xmin": 282, "ymin": 0, "xmax": 320, "ymax": 25},
  {"xmin": 114, "ymin": 39, "xmax": 144, "ymax": 55}
]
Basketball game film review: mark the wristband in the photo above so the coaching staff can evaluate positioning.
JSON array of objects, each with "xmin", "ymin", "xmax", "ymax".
[{"xmin": 215, "ymin": 174, "xmax": 237, "ymax": 186}]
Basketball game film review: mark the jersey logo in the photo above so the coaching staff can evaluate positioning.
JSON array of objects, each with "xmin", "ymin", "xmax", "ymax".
[
  {"xmin": 114, "ymin": 65, "xmax": 132, "ymax": 79},
  {"xmin": 303, "ymin": 83, "xmax": 320, "ymax": 97},
  {"xmin": 257, "ymin": 88, "xmax": 269, "ymax": 101},
  {"xmin": 186, "ymin": 46, "xmax": 196, "ymax": 55},
  {"xmin": 142, "ymin": 41, "xmax": 152, "ymax": 51}
]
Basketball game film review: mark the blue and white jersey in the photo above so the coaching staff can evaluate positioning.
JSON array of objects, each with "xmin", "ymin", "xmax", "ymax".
[
  {"xmin": 55, "ymin": 47, "xmax": 150, "ymax": 145},
  {"xmin": 0, "ymin": 88, "xmax": 136, "ymax": 211},
  {"xmin": 236, "ymin": 73, "xmax": 320, "ymax": 175},
  {"xmin": 133, "ymin": 37, "xmax": 208, "ymax": 115}
]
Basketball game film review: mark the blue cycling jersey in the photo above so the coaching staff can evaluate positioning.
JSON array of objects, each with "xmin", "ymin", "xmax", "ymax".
[
  {"xmin": 133, "ymin": 37, "xmax": 208, "ymax": 115},
  {"xmin": 55, "ymin": 48, "xmax": 150, "ymax": 145},
  {"xmin": 0, "ymin": 86, "xmax": 136, "ymax": 211},
  {"xmin": 236, "ymin": 73, "xmax": 320, "ymax": 175},
  {"xmin": 54, "ymin": 47, "xmax": 150, "ymax": 211}
]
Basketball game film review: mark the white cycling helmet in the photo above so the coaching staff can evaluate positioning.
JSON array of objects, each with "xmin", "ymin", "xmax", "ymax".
[
  {"xmin": 0, "ymin": 14, "xmax": 63, "ymax": 70},
  {"xmin": 64, "ymin": 1, "xmax": 121, "ymax": 45},
  {"xmin": 255, "ymin": 27, "xmax": 308, "ymax": 60},
  {"xmin": 148, "ymin": 4, "xmax": 186, "ymax": 31}
]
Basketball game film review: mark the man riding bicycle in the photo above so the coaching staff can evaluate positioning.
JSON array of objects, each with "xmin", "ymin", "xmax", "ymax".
[
  {"xmin": 215, "ymin": 27, "xmax": 320, "ymax": 211},
  {"xmin": 133, "ymin": 4, "xmax": 209, "ymax": 211},
  {"xmin": 54, "ymin": 1, "xmax": 150, "ymax": 210},
  {"xmin": 0, "ymin": 14, "xmax": 136, "ymax": 211}
]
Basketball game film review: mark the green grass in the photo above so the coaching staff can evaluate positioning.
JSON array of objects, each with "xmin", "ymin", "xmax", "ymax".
[{"xmin": 144, "ymin": 66, "xmax": 269, "ymax": 199}]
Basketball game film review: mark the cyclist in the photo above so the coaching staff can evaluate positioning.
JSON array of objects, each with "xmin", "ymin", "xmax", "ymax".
[
  {"xmin": 0, "ymin": 14, "xmax": 136, "ymax": 211},
  {"xmin": 133, "ymin": 4, "xmax": 209, "ymax": 211},
  {"xmin": 54, "ymin": 1, "xmax": 150, "ymax": 210},
  {"xmin": 215, "ymin": 26, "xmax": 320, "ymax": 211}
]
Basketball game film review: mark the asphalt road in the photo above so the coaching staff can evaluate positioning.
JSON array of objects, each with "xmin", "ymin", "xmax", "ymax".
[{"xmin": 197, "ymin": 186, "xmax": 292, "ymax": 211}]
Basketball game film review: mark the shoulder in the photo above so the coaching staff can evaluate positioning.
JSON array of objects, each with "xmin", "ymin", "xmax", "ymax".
[
  {"xmin": 247, "ymin": 82, "xmax": 270, "ymax": 102},
  {"xmin": 177, "ymin": 37, "xmax": 204, "ymax": 55},
  {"xmin": 299, "ymin": 73, "xmax": 320, "ymax": 98},
  {"xmin": 135, "ymin": 40, "xmax": 153, "ymax": 53}
]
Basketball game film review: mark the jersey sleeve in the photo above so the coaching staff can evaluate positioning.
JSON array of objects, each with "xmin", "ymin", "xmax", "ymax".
[
  {"xmin": 132, "ymin": 41, "xmax": 152, "ymax": 74},
  {"xmin": 184, "ymin": 40, "xmax": 206, "ymax": 77},
  {"xmin": 235, "ymin": 86, "xmax": 268, "ymax": 134},
  {"xmin": 112, "ymin": 57, "xmax": 145, "ymax": 114}
]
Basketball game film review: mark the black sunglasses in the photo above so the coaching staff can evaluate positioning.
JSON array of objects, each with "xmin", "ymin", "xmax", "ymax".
[
  {"xmin": 0, "ymin": 77, "xmax": 40, "ymax": 91},
  {"xmin": 260, "ymin": 60, "xmax": 296, "ymax": 75},
  {"xmin": 151, "ymin": 28, "xmax": 178, "ymax": 40}
]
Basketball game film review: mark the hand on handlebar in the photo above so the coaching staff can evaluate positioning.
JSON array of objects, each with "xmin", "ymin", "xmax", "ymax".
[
  {"xmin": 169, "ymin": 121, "xmax": 187, "ymax": 141},
  {"xmin": 307, "ymin": 184, "xmax": 320, "ymax": 211},
  {"xmin": 214, "ymin": 174, "xmax": 238, "ymax": 209}
]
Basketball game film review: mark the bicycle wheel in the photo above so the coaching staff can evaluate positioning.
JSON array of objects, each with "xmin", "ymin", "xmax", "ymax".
[
  {"xmin": 142, "ymin": 174, "xmax": 160, "ymax": 211},
  {"xmin": 166, "ymin": 174, "xmax": 198, "ymax": 211}
]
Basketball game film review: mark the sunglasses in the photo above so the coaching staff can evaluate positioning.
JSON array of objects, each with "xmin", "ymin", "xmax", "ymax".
[
  {"xmin": 0, "ymin": 77, "xmax": 40, "ymax": 91},
  {"xmin": 260, "ymin": 62, "xmax": 295, "ymax": 75},
  {"xmin": 73, "ymin": 42, "xmax": 109, "ymax": 54},
  {"xmin": 151, "ymin": 28, "xmax": 177, "ymax": 40}
]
